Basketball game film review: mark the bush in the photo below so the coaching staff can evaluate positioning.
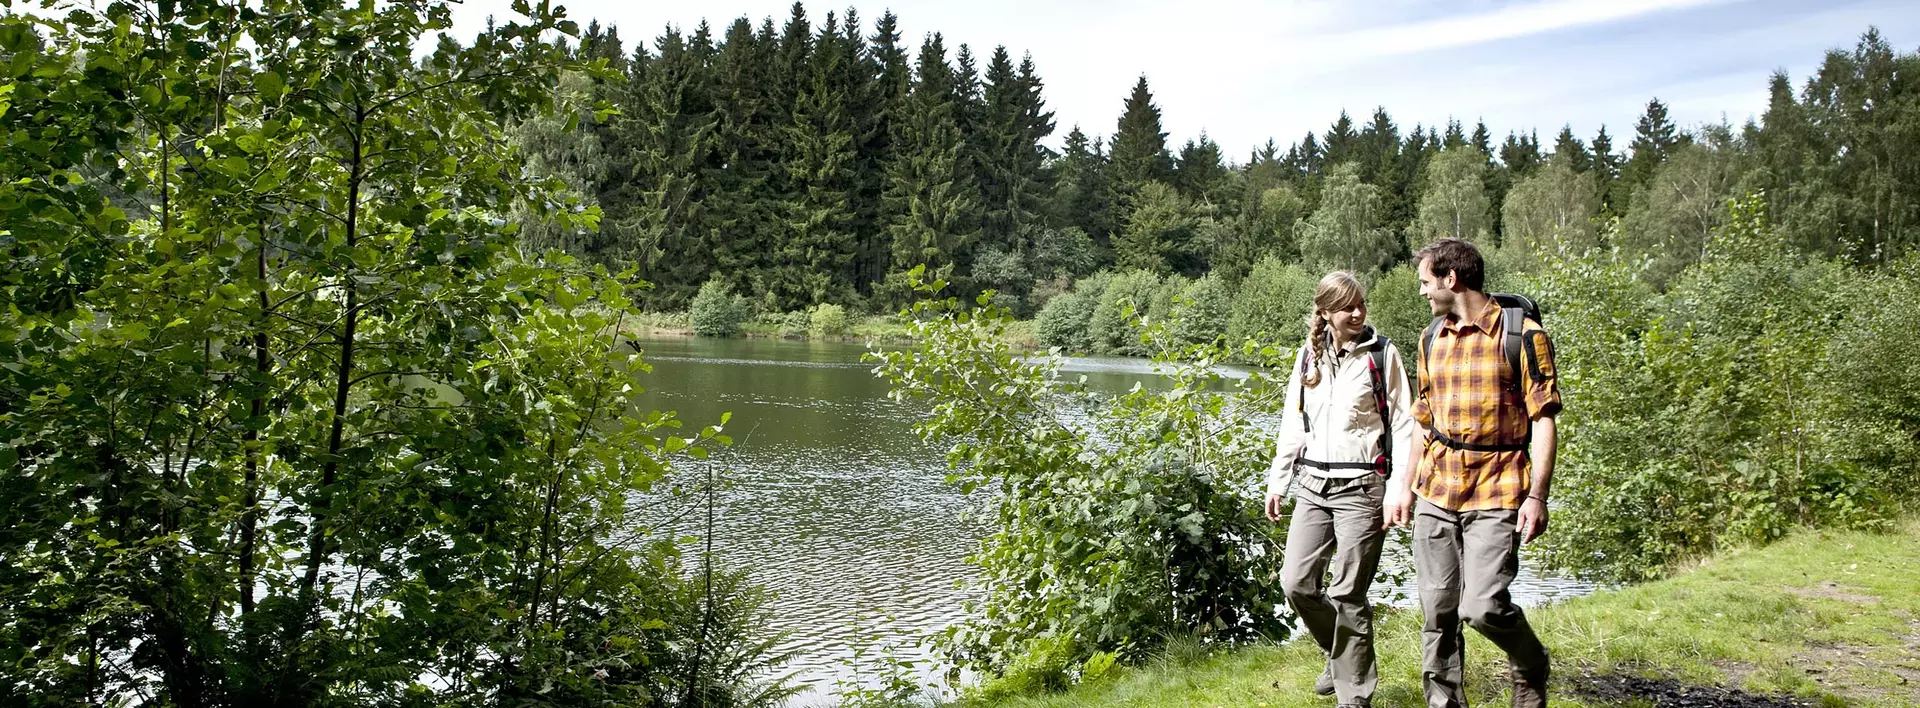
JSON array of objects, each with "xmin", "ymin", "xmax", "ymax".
[
  {"xmin": 1169, "ymin": 274, "xmax": 1231, "ymax": 348},
  {"xmin": 1088, "ymin": 269, "xmax": 1162, "ymax": 356},
  {"xmin": 691, "ymin": 279, "xmax": 748, "ymax": 337},
  {"xmin": 1535, "ymin": 195, "xmax": 1910, "ymax": 581},
  {"xmin": 870, "ymin": 292, "xmax": 1292, "ymax": 691},
  {"xmin": 1224, "ymin": 257, "xmax": 1317, "ymax": 356},
  {"xmin": 1367, "ymin": 264, "xmax": 1429, "ymax": 355},
  {"xmin": 1035, "ymin": 292, "xmax": 1094, "ymax": 352},
  {"xmin": 776, "ymin": 310, "xmax": 811, "ymax": 338},
  {"xmin": 809, "ymin": 303, "xmax": 849, "ymax": 338}
]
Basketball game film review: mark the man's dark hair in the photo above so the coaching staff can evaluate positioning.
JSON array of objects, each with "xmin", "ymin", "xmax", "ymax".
[{"xmin": 1415, "ymin": 238, "xmax": 1485, "ymax": 292}]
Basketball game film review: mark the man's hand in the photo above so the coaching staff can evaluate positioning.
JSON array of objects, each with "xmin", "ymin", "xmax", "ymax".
[
  {"xmin": 1383, "ymin": 487, "xmax": 1414, "ymax": 530},
  {"xmin": 1264, "ymin": 493, "xmax": 1289, "ymax": 522},
  {"xmin": 1516, "ymin": 497, "xmax": 1548, "ymax": 543}
]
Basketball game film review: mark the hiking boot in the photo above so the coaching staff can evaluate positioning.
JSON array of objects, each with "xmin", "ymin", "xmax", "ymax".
[
  {"xmin": 1511, "ymin": 662, "xmax": 1549, "ymax": 708},
  {"xmin": 1315, "ymin": 664, "xmax": 1335, "ymax": 696}
]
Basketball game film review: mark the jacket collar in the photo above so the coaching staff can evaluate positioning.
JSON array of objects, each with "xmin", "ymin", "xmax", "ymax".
[{"xmin": 1336, "ymin": 325, "xmax": 1380, "ymax": 356}]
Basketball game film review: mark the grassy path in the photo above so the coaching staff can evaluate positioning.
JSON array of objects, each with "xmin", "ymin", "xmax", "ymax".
[{"xmin": 970, "ymin": 519, "xmax": 1920, "ymax": 707}]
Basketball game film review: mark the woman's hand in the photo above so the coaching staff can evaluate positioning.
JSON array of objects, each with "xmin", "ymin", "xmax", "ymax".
[{"xmin": 1264, "ymin": 493, "xmax": 1289, "ymax": 522}]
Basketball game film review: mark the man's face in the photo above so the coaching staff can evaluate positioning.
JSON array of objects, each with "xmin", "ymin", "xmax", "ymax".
[{"xmin": 1417, "ymin": 258, "xmax": 1454, "ymax": 317}]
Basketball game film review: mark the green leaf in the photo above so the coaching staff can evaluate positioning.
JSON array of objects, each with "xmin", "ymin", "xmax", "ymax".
[{"xmin": 253, "ymin": 70, "xmax": 284, "ymax": 100}]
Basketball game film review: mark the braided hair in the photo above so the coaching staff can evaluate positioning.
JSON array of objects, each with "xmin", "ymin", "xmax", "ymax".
[{"xmin": 1301, "ymin": 271, "xmax": 1366, "ymax": 388}]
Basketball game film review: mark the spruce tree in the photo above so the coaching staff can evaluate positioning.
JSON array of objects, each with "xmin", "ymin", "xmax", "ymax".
[
  {"xmin": 1552, "ymin": 125, "xmax": 1592, "ymax": 173},
  {"xmin": 772, "ymin": 11, "xmax": 861, "ymax": 308},
  {"xmin": 1174, "ymin": 134, "xmax": 1229, "ymax": 203},
  {"xmin": 1108, "ymin": 75, "xmax": 1174, "ymax": 189},
  {"xmin": 1591, "ymin": 125, "xmax": 1621, "ymax": 216},
  {"xmin": 1617, "ymin": 97, "xmax": 1681, "ymax": 215},
  {"xmin": 856, "ymin": 10, "xmax": 913, "ymax": 291},
  {"xmin": 608, "ymin": 26, "xmax": 719, "ymax": 308},
  {"xmin": 975, "ymin": 45, "xmax": 1055, "ymax": 277},
  {"xmin": 1443, "ymin": 119, "xmax": 1467, "ymax": 149},
  {"xmin": 707, "ymin": 18, "xmax": 779, "ymax": 300},
  {"xmin": 881, "ymin": 33, "xmax": 981, "ymax": 301},
  {"xmin": 1052, "ymin": 125, "xmax": 1115, "ymax": 251},
  {"xmin": 1322, "ymin": 110, "xmax": 1358, "ymax": 167}
]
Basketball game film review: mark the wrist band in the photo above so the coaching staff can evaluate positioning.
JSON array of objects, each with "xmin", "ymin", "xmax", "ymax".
[{"xmin": 1527, "ymin": 495, "xmax": 1548, "ymax": 504}]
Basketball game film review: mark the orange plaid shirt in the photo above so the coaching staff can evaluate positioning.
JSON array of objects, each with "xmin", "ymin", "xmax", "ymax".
[{"xmin": 1412, "ymin": 297, "xmax": 1562, "ymax": 512}]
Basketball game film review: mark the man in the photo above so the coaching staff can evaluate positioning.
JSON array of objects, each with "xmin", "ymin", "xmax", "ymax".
[{"xmin": 1385, "ymin": 238, "xmax": 1560, "ymax": 708}]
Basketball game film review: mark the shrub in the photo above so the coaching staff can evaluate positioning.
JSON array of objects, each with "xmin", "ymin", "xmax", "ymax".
[
  {"xmin": 1088, "ymin": 269, "xmax": 1162, "ymax": 356},
  {"xmin": 691, "ymin": 278, "xmax": 747, "ymax": 337},
  {"xmin": 1535, "ymin": 195, "xmax": 1909, "ymax": 581},
  {"xmin": 809, "ymin": 303, "xmax": 849, "ymax": 338},
  {"xmin": 1169, "ymin": 274, "xmax": 1231, "ymax": 348},
  {"xmin": 1034, "ymin": 273, "xmax": 1111, "ymax": 352},
  {"xmin": 776, "ymin": 310, "xmax": 811, "ymax": 338},
  {"xmin": 1224, "ymin": 257, "xmax": 1317, "ymax": 355},
  {"xmin": 1367, "ymin": 264, "xmax": 1429, "ymax": 355},
  {"xmin": 870, "ymin": 287, "xmax": 1292, "ymax": 691},
  {"xmin": 1035, "ymin": 292, "xmax": 1095, "ymax": 352}
]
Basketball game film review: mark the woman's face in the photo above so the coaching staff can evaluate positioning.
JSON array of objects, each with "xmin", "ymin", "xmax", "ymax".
[{"xmin": 1323, "ymin": 300, "xmax": 1367, "ymax": 342}]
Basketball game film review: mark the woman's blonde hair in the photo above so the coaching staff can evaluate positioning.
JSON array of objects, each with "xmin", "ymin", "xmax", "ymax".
[{"xmin": 1302, "ymin": 271, "xmax": 1366, "ymax": 388}]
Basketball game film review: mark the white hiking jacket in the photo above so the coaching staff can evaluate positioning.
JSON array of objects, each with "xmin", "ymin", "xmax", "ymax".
[{"xmin": 1265, "ymin": 328, "xmax": 1416, "ymax": 499}]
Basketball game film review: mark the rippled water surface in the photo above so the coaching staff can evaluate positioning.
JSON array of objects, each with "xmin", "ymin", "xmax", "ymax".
[{"xmin": 627, "ymin": 336, "xmax": 1597, "ymax": 704}]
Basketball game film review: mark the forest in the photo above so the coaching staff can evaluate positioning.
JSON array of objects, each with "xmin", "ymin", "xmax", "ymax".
[
  {"xmin": 518, "ymin": 4, "xmax": 1920, "ymax": 334},
  {"xmin": 6, "ymin": 0, "xmax": 1920, "ymax": 704}
]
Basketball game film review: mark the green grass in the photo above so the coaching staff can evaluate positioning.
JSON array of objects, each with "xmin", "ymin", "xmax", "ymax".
[{"xmin": 963, "ymin": 519, "xmax": 1920, "ymax": 707}]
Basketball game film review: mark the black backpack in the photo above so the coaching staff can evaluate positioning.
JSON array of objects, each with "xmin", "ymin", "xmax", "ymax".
[
  {"xmin": 1419, "ymin": 293, "xmax": 1548, "ymax": 453},
  {"xmin": 1296, "ymin": 326, "xmax": 1393, "ymax": 477}
]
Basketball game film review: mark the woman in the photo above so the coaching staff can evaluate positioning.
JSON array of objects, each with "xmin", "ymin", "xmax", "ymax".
[{"xmin": 1264, "ymin": 271, "xmax": 1415, "ymax": 707}]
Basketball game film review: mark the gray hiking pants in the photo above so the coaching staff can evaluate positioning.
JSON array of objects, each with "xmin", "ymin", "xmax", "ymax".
[
  {"xmin": 1281, "ymin": 473, "xmax": 1387, "ymax": 705},
  {"xmin": 1413, "ymin": 498, "xmax": 1551, "ymax": 707}
]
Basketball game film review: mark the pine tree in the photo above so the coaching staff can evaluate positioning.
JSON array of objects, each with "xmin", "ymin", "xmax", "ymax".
[
  {"xmin": 1174, "ymin": 133, "xmax": 1228, "ymax": 203},
  {"xmin": 1552, "ymin": 125, "xmax": 1591, "ymax": 173},
  {"xmin": 1052, "ymin": 125, "xmax": 1115, "ymax": 252},
  {"xmin": 1108, "ymin": 75, "xmax": 1173, "ymax": 189},
  {"xmin": 881, "ymin": 33, "xmax": 981, "ymax": 300},
  {"xmin": 1471, "ymin": 120, "xmax": 1493, "ymax": 157},
  {"xmin": 771, "ymin": 10, "xmax": 861, "ymax": 308},
  {"xmin": 1591, "ymin": 125, "xmax": 1621, "ymax": 216},
  {"xmin": 707, "ymin": 18, "xmax": 779, "ymax": 300},
  {"xmin": 1617, "ymin": 97, "xmax": 1681, "ymax": 215},
  {"xmin": 608, "ymin": 25, "xmax": 719, "ymax": 308}
]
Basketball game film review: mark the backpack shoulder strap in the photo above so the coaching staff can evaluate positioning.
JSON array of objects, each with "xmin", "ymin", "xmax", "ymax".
[
  {"xmin": 1296, "ymin": 342, "xmax": 1312, "ymax": 434},
  {"xmin": 1420, "ymin": 316, "xmax": 1443, "ymax": 378},
  {"xmin": 1500, "ymin": 307, "xmax": 1525, "ymax": 394},
  {"xmin": 1367, "ymin": 337, "xmax": 1391, "ymax": 418},
  {"xmin": 1367, "ymin": 337, "xmax": 1393, "ymax": 476}
]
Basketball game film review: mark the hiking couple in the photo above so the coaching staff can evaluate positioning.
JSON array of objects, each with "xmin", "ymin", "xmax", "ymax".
[{"xmin": 1266, "ymin": 238, "xmax": 1560, "ymax": 708}]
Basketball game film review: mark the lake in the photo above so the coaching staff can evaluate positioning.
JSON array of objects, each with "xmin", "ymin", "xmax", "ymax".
[{"xmin": 627, "ymin": 335, "xmax": 1596, "ymax": 704}]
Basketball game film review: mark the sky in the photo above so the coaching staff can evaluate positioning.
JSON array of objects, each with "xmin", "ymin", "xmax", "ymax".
[{"xmin": 441, "ymin": 0, "xmax": 1920, "ymax": 160}]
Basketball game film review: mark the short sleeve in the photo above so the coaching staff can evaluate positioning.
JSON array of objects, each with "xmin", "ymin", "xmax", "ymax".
[{"xmin": 1522, "ymin": 325, "xmax": 1561, "ymax": 419}]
